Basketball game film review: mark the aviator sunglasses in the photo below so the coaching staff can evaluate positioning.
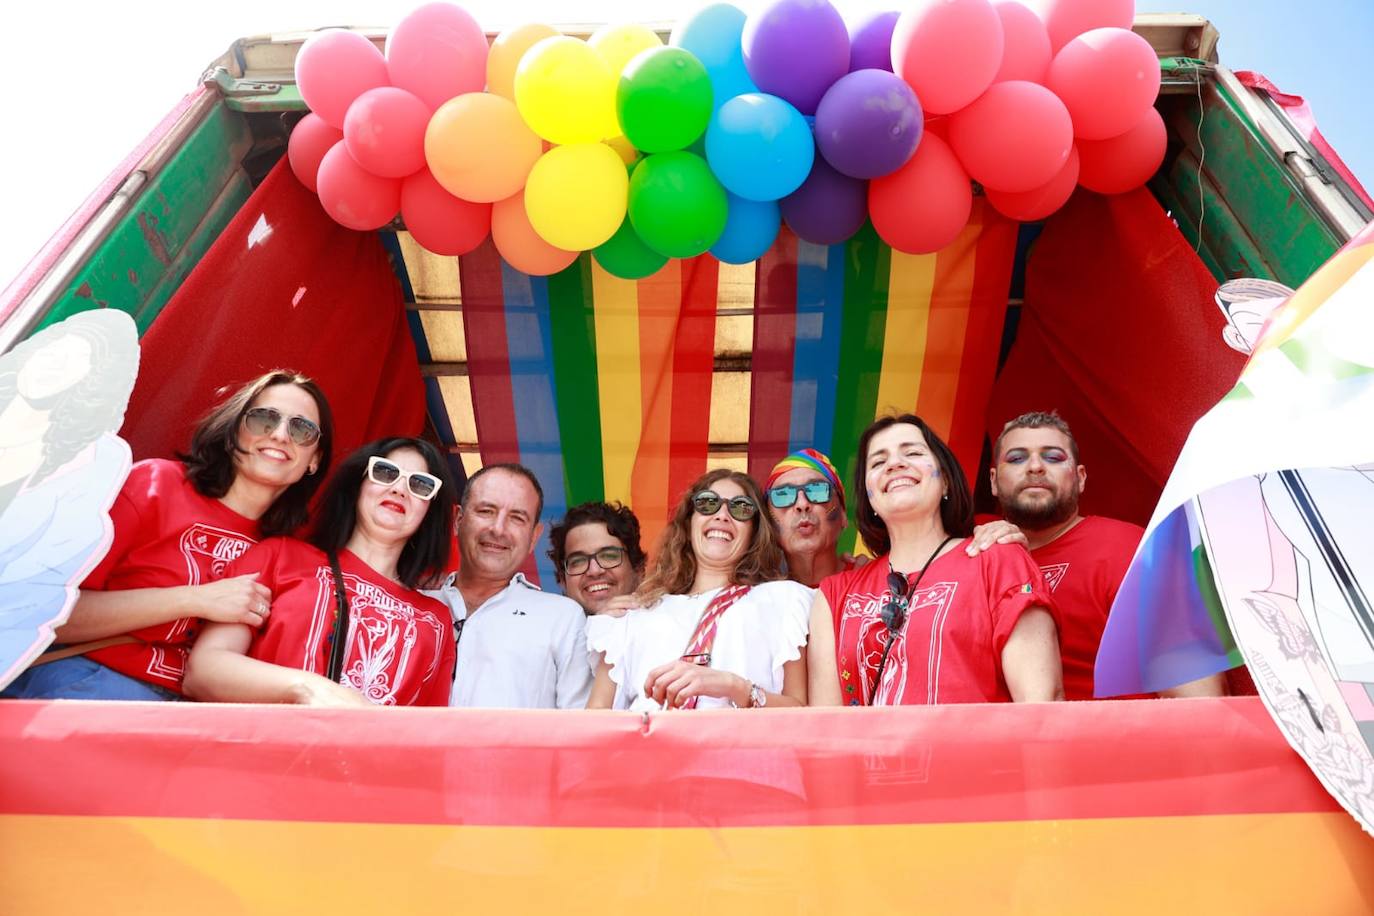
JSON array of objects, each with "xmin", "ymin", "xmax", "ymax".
[
  {"xmin": 767, "ymin": 480, "xmax": 834, "ymax": 509},
  {"xmin": 366, "ymin": 455, "xmax": 443, "ymax": 501},
  {"xmin": 692, "ymin": 490, "xmax": 759, "ymax": 522},
  {"xmin": 242, "ymin": 406, "xmax": 322, "ymax": 447},
  {"xmin": 563, "ymin": 546, "xmax": 627, "ymax": 576}
]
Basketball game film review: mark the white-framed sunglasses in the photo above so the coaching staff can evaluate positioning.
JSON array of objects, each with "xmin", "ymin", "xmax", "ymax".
[{"xmin": 366, "ymin": 455, "xmax": 443, "ymax": 501}]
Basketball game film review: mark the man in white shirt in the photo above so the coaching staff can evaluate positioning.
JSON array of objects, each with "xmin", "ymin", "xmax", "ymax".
[{"xmin": 427, "ymin": 463, "xmax": 592, "ymax": 708}]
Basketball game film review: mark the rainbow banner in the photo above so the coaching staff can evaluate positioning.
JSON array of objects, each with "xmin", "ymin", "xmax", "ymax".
[
  {"xmin": 406, "ymin": 203, "xmax": 1018, "ymax": 575},
  {"xmin": 2, "ymin": 698, "xmax": 1372, "ymax": 911}
]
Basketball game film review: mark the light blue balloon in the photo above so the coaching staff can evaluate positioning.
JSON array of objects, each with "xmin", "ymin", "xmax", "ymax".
[
  {"xmin": 705, "ymin": 93, "xmax": 815, "ymax": 201},
  {"xmin": 670, "ymin": 2, "xmax": 758, "ymax": 111},
  {"xmin": 711, "ymin": 194, "xmax": 781, "ymax": 264}
]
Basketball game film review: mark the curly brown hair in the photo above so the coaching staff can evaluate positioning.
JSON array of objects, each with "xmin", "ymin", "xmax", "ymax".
[{"xmin": 635, "ymin": 468, "xmax": 786, "ymax": 605}]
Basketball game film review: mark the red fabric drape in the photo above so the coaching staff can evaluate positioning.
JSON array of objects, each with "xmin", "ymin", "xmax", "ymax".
[
  {"xmin": 122, "ymin": 160, "xmax": 425, "ymax": 466},
  {"xmin": 985, "ymin": 188, "xmax": 1247, "ymax": 526}
]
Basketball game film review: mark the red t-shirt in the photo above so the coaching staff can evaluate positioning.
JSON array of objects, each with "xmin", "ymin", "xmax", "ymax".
[
  {"xmin": 83, "ymin": 459, "xmax": 259, "ymax": 692},
  {"xmin": 821, "ymin": 541, "xmax": 1057, "ymax": 705},
  {"xmin": 228, "ymin": 538, "xmax": 455, "ymax": 707},
  {"xmin": 1031, "ymin": 516, "xmax": 1144, "ymax": 701}
]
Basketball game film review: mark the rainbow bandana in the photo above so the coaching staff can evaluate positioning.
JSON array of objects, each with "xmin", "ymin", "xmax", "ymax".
[{"xmin": 766, "ymin": 448, "xmax": 846, "ymax": 508}]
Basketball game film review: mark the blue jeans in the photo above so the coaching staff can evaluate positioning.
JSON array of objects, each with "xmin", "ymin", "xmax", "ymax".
[{"xmin": 2, "ymin": 655, "xmax": 180, "ymax": 701}]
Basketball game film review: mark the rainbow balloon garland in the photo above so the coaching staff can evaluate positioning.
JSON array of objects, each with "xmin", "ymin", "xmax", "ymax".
[{"xmin": 287, "ymin": 0, "xmax": 1167, "ymax": 277}]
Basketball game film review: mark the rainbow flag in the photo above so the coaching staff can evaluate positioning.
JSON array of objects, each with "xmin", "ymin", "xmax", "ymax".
[{"xmin": 402, "ymin": 201, "xmax": 1018, "ymax": 577}]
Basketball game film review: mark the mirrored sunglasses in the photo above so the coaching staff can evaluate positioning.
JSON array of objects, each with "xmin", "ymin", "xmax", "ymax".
[
  {"xmin": 767, "ymin": 480, "xmax": 834, "ymax": 509},
  {"xmin": 366, "ymin": 455, "xmax": 442, "ymax": 501},
  {"xmin": 564, "ymin": 546, "xmax": 627, "ymax": 576},
  {"xmin": 692, "ymin": 490, "xmax": 758, "ymax": 522},
  {"xmin": 242, "ymin": 406, "xmax": 321, "ymax": 447}
]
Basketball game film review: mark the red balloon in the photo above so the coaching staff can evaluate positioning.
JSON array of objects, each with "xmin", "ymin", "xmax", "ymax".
[
  {"xmin": 1047, "ymin": 27, "xmax": 1161, "ymax": 140},
  {"xmin": 343, "ymin": 87, "xmax": 430, "ymax": 178},
  {"xmin": 295, "ymin": 30, "xmax": 390, "ymax": 129},
  {"xmin": 986, "ymin": 146, "xmax": 1080, "ymax": 220},
  {"xmin": 287, "ymin": 114, "xmax": 343, "ymax": 192},
  {"xmin": 891, "ymin": 0, "xmax": 1004, "ymax": 116},
  {"xmin": 992, "ymin": 1, "xmax": 1051, "ymax": 83},
  {"xmin": 401, "ymin": 168, "xmax": 492, "ymax": 255},
  {"xmin": 1034, "ymin": 0, "xmax": 1134, "ymax": 52},
  {"xmin": 869, "ymin": 134, "xmax": 972, "ymax": 253},
  {"xmin": 385, "ymin": 2, "xmax": 489, "ymax": 112},
  {"xmin": 1077, "ymin": 106, "xmax": 1165, "ymax": 194},
  {"xmin": 949, "ymin": 81, "xmax": 1072, "ymax": 192},
  {"xmin": 316, "ymin": 141, "xmax": 402, "ymax": 231}
]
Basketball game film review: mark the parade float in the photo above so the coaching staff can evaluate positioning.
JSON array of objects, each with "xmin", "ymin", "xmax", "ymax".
[{"xmin": 2, "ymin": 1, "xmax": 1373, "ymax": 910}]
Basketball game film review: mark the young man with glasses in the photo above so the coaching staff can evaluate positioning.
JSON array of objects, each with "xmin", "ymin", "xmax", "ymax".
[
  {"xmin": 425, "ymin": 463, "xmax": 592, "ymax": 709},
  {"xmin": 548, "ymin": 502, "xmax": 647, "ymax": 615}
]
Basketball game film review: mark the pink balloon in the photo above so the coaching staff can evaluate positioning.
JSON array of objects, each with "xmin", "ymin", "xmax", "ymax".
[
  {"xmin": 401, "ymin": 168, "xmax": 492, "ymax": 256},
  {"xmin": 1047, "ymin": 27, "xmax": 1160, "ymax": 140},
  {"xmin": 295, "ymin": 30, "xmax": 391, "ymax": 129},
  {"xmin": 891, "ymin": 0, "xmax": 1004, "ymax": 116},
  {"xmin": 343, "ymin": 87, "xmax": 430, "ymax": 178},
  {"xmin": 287, "ymin": 114, "xmax": 344, "ymax": 192},
  {"xmin": 986, "ymin": 146, "xmax": 1080, "ymax": 220},
  {"xmin": 949, "ymin": 81, "xmax": 1072, "ymax": 192},
  {"xmin": 869, "ymin": 133, "xmax": 972, "ymax": 253},
  {"xmin": 992, "ymin": 2, "xmax": 1051, "ymax": 83},
  {"xmin": 1033, "ymin": 0, "xmax": 1134, "ymax": 52},
  {"xmin": 316, "ymin": 141, "xmax": 402, "ymax": 231},
  {"xmin": 1077, "ymin": 106, "xmax": 1165, "ymax": 194},
  {"xmin": 385, "ymin": 2, "xmax": 489, "ymax": 112}
]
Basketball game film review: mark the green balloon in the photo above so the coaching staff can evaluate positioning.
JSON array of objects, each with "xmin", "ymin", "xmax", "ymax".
[
  {"xmin": 617, "ymin": 47, "xmax": 713, "ymax": 154},
  {"xmin": 594, "ymin": 215, "xmax": 668, "ymax": 280},
  {"xmin": 628, "ymin": 151, "xmax": 728, "ymax": 259}
]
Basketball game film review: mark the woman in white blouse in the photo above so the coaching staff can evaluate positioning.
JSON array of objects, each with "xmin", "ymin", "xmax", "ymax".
[{"xmin": 586, "ymin": 469, "xmax": 812, "ymax": 710}]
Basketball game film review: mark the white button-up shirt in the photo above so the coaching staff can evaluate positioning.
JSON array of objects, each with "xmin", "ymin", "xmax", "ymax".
[{"xmin": 426, "ymin": 572, "xmax": 592, "ymax": 709}]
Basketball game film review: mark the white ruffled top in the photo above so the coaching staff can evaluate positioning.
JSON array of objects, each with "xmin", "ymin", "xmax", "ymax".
[{"xmin": 585, "ymin": 579, "xmax": 814, "ymax": 712}]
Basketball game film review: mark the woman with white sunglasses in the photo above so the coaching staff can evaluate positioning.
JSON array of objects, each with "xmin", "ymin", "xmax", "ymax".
[
  {"xmin": 586, "ymin": 468, "xmax": 812, "ymax": 711},
  {"xmin": 185, "ymin": 437, "xmax": 456, "ymax": 707},
  {"xmin": 3, "ymin": 369, "xmax": 333, "ymax": 701}
]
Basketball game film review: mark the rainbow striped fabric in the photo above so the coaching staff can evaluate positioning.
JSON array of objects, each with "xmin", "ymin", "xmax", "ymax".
[{"xmin": 403, "ymin": 201, "xmax": 1018, "ymax": 579}]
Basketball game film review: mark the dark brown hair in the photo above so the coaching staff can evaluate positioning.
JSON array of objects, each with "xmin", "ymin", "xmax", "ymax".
[
  {"xmin": 636, "ymin": 468, "xmax": 785, "ymax": 605},
  {"xmin": 853, "ymin": 413, "xmax": 974, "ymax": 556},
  {"xmin": 548, "ymin": 501, "xmax": 647, "ymax": 585},
  {"xmin": 178, "ymin": 370, "xmax": 334, "ymax": 537}
]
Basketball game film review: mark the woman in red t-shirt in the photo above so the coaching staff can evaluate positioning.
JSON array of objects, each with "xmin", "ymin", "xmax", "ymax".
[
  {"xmin": 807, "ymin": 414, "xmax": 1064, "ymax": 707},
  {"xmin": 184, "ymin": 437, "xmax": 457, "ymax": 707},
  {"xmin": 3, "ymin": 370, "xmax": 334, "ymax": 701}
]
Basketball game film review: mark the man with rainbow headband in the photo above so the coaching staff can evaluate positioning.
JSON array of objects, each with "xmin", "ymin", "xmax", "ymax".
[{"xmin": 765, "ymin": 449, "xmax": 855, "ymax": 588}]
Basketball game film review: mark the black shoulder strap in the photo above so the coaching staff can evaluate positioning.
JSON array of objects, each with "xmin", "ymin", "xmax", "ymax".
[{"xmin": 326, "ymin": 552, "xmax": 350, "ymax": 683}]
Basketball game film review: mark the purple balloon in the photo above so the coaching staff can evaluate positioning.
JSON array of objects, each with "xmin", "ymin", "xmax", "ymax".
[
  {"xmin": 780, "ymin": 154, "xmax": 867, "ymax": 245},
  {"xmin": 847, "ymin": 10, "xmax": 899, "ymax": 72},
  {"xmin": 814, "ymin": 69, "xmax": 923, "ymax": 179},
  {"xmin": 742, "ymin": 0, "xmax": 850, "ymax": 116}
]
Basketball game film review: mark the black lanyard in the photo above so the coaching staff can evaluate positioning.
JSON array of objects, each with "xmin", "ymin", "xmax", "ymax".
[{"xmin": 869, "ymin": 535, "xmax": 954, "ymax": 705}]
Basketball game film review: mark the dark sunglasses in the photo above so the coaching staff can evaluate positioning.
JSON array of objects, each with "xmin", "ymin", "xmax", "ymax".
[
  {"xmin": 366, "ymin": 455, "xmax": 442, "ymax": 501},
  {"xmin": 564, "ymin": 546, "xmax": 627, "ymax": 576},
  {"xmin": 882, "ymin": 570, "xmax": 911, "ymax": 631},
  {"xmin": 242, "ymin": 406, "xmax": 322, "ymax": 447},
  {"xmin": 767, "ymin": 480, "xmax": 833, "ymax": 509},
  {"xmin": 692, "ymin": 490, "xmax": 758, "ymax": 522}
]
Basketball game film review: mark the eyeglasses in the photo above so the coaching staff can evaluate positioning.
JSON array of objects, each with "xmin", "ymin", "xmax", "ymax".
[
  {"xmin": 242, "ymin": 406, "xmax": 322, "ymax": 447},
  {"xmin": 366, "ymin": 455, "xmax": 442, "ymax": 501},
  {"xmin": 563, "ymin": 546, "xmax": 627, "ymax": 576},
  {"xmin": 691, "ymin": 490, "xmax": 758, "ymax": 522},
  {"xmin": 767, "ymin": 480, "xmax": 834, "ymax": 509}
]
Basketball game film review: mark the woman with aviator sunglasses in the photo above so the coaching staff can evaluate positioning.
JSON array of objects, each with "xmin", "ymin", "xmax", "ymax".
[
  {"xmin": 185, "ymin": 437, "xmax": 456, "ymax": 707},
  {"xmin": 586, "ymin": 468, "xmax": 812, "ymax": 711},
  {"xmin": 3, "ymin": 370, "xmax": 333, "ymax": 701}
]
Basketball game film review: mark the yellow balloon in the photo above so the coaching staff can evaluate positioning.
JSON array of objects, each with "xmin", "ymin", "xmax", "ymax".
[
  {"xmin": 523, "ymin": 143, "xmax": 628, "ymax": 251},
  {"xmin": 487, "ymin": 23, "xmax": 560, "ymax": 101},
  {"xmin": 515, "ymin": 36, "xmax": 617, "ymax": 145},
  {"xmin": 588, "ymin": 23, "xmax": 663, "ymax": 77}
]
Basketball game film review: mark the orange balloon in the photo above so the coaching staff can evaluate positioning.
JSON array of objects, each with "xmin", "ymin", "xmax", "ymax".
[
  {"xmin": 487, "ymin": 23, "xmax": 560, "ymax": 100},
  {"xmin": 492, "ymin": 190, "xmax": 579, "ymax": 276},
  {"xmin": 425, "ymin": 92, "xmax": 542, "ymax": 203}
]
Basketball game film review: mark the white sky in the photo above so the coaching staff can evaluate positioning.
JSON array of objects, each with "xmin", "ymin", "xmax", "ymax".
[{"xmin": 1, "ymin": 1, "xmax": 1366, "ymax": 294}]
